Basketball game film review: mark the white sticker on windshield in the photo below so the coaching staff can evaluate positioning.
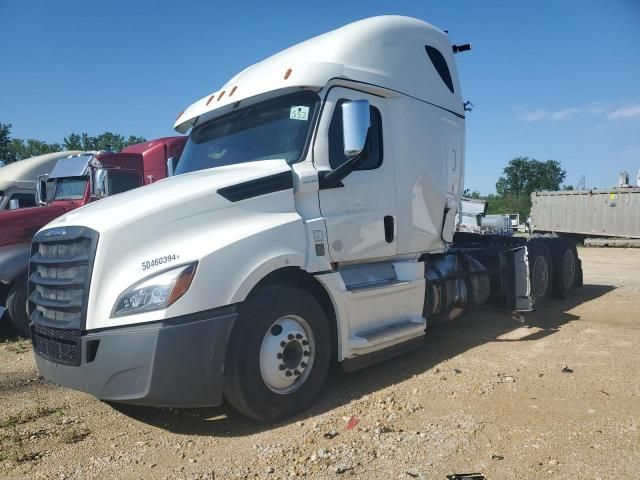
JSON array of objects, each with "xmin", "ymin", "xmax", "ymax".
[{"xmin": 290, "ymin": 106, "xmax": 309, "ymax": 121}]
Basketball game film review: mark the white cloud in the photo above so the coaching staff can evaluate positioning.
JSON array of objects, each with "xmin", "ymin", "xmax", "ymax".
[
  {"xmin": 607, "ymin": 105, "xmax": 640, "ymax": 119},
  {"xmin": 518, "ymin": 101, "xmax": 640, "ymax": 122},
  {"xmin": 519, "ymin": 108, "xmax": 579, "ymax": 122}
]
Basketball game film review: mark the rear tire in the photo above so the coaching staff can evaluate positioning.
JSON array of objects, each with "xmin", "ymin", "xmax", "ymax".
[
  {"xmin": 527, "ymin": 239, "xmax": 553, "ymax": 307},
  {"xmin": 7, "ymin": 275, "xmax": 30, "ymax": 338},
  {"xmin": 549, "ymin": 237, "xmax": 580, "ymax": 299},
  {"xmin": 223, "ymin": 285, "xmax": 331, "ymax": 422}
]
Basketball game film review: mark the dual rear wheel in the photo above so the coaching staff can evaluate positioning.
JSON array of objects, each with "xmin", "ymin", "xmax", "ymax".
[{"xmin": 527, "ymin": 236, "xmax": 581, "ymax": 307}]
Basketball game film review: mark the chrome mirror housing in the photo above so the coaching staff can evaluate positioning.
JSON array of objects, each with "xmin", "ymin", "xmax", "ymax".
[
  {"xmin": 94, "ymin": 168, "xmax": 109, "ymax": 198},
  {"xmin": 342, "ymin": 99, "xmax": 370, "ymax": 158}
]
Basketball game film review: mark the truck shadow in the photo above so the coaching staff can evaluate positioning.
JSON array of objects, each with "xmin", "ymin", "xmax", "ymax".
[
  {"xmin": 112, "ymin": 283, "xmax": 614, "ymax": 437},
  {"xmin": 0, "ymin": 318, "xmax": 20, "ymax": 342}
]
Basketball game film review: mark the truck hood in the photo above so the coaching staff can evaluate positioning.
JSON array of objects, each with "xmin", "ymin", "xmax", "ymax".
[
  {"xmin": 45, "ymin": 159, "xmax": 294, "ymax": 235},
  {"xmin": 0, "ymin": 203, "xmax": 72, "ymax": 248},
  {"xmin": 38, "ymin": 159, "xmax": 307, "ymax": 330}
]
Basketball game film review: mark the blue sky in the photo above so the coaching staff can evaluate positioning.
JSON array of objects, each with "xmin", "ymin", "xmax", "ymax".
[{"xmin": 1, "ymin": 0, "xmax": 639, "ymax": 193}]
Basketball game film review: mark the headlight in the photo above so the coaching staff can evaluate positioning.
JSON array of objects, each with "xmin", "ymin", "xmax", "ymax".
[{"xmin": 112, "ymin": 263, "xmax": 197, "ymax": 317}]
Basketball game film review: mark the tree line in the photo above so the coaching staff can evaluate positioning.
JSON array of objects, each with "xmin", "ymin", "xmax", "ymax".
[
  {"xmin": 465, "ymin": 156, "xmax": 571, "ymax": 220},
  {"xmin": 0, "ymin": 123, "xmax": 146, "ymax": 166}
]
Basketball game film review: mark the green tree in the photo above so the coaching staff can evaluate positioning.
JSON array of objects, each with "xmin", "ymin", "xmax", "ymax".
[
  {"xmin": 63, "ymin": 133, "xmax": 82, "ymax": 150},
  {"xmin": 0, "ymin": 123, "xmax": 16, "ymax": 164},
  {"xmin": 126, "ymin": 135, "xmax": 147, "ymax": 146},
  {"xmin": 2, "ymin": 124, "xmax": 147, "ymax": 166},
  {"xmin": 463, "ymin": 188, "xmax": 482, "ymax": 199},
  {"xmin": 496, "ymin": 157, "xmax": 566, "ymax": 197},
  {"xmin": 8, "ymin": 137, "xmax": 62, "ymax": 161},
  {"xmin": 64, "ymin": 132, "xmax": 147, "ymax": 152},
  {"xmin": 491, "ymin": 157, "xmax": 567, "ymax": 219},
  {"xmin": 485, "ymin": 193, "xmax": 532, "ymax": 219}
]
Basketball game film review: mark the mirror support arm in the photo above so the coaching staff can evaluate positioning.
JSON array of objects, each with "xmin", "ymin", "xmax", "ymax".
[{"xmin": 319, "ymin": 151, "xmax": 366, "ymax": 190}]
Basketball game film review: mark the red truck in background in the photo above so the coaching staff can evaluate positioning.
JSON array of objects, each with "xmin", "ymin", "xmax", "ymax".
[{"xmin": 0, "ymin": 136, "xmax": 187, "ymax": 335}]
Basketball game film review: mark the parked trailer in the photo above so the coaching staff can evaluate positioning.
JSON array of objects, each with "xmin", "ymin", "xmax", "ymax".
[
  {"xmin": 530, "ymin": 189, "xmax": 640, "ymax": 239},
  {"xmin": 28, "ymin": 16, "xmax": 582, "ymax": 422}
]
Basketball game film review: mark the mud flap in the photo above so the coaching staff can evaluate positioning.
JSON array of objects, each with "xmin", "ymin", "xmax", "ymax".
[
  {"xmin": 499, "ymin": 246, "xmax": 533, "ymax": 311},
  {"xmin": 441, "ymin": 207, "xmax": 457, "ymax": 243}
]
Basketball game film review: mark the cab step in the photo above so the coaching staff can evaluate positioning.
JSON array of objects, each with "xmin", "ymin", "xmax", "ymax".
[{"xmin": 350, "ymin": 317, "xmax": 426, "ymax": 349}]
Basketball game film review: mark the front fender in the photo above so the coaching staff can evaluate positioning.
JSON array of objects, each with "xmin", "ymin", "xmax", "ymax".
[
  {"xmin": 0, "ymin": 243, "xmax": 30, "ymax": 285},
  {"xmin": 229, "ymin": 253, "xmax": 306, "ymax": 304}
]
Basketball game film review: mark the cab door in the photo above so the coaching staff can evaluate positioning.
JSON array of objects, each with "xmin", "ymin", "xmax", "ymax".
[{"xmin": 315, "ymin": 87, "xmax": 396, "ymax": 262}]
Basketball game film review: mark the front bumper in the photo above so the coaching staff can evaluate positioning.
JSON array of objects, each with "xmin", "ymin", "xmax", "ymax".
[{"xmin": 32, "ymin": 306, "xmax": 238, "ymax": 407}]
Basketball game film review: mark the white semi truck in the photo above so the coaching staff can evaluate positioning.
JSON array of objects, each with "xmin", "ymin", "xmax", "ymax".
[{"xmin": 28, "ymin": 16, "xmax": 582, "ymax": 422}]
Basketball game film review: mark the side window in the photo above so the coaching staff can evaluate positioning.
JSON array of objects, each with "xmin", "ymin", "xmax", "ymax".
[
  {"xmin": 108, "ymin": 173, "xmax": 141, "ymax": 195},
  {"xmin": 425, "ymin": 45, "xmax": 454, "ymax": 94},
  {"xmin": 328, "ymin": 100, "xmax": 383, "ymax": 171},
  {"xmin": 10, "ymin": 193, "xmax": 36, "ymax": 208}
]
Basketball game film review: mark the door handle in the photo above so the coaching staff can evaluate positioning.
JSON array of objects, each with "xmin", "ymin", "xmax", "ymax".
[{"xmin": 384, "ymin": 216, "xmax": 394, "ymax": 243}]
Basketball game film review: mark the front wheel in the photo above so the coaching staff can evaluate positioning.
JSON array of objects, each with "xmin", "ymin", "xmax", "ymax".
[
  {"xmin": 7, "ymin": 275, "xmax": 30, "ymax": 338},
  {"xmin": 223, "ymin": 285, "xmax": 331, "ymax": 422}
]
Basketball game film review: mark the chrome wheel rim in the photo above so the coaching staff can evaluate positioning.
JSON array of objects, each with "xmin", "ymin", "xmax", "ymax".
[
  {"xmin": 532, "ymin": 256, "xmax": 550, "ymax": 298},
  {"xmin": 562, "ymin": 250, "xmax": 576, "ymax": 288},
  {"xmin": 259, "ymin": 315, "xmax": 315, "ymax": 394}
]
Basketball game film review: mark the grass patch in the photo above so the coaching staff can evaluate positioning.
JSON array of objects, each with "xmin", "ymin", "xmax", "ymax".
[
  {"xmin": 0, "ymin": 406, "xmax": 61, "ymax": 429},
  {"xmin": 4, "ymin": 339, "xmax": 31, "ymax": 354},
  {"xmin": 59, "ymin": 426, "xmax": 90, "ymax": 444},
  {"xmin": 0, "ymin": 425, "xmax": 41, "ymax": 463}
]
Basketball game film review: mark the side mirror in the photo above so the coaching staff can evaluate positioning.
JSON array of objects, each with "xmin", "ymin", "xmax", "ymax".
[
  {"xmin": 319, "ymin": 99, "xmax": 371, "ymax": 190},
  {"xmin": 167, "ymin": 156, "xmax": 178, "ymax": 177},
  {"xmin": 94, "ymin": 168, "xmax": 109, "ymax": 198},
  {"xmin": 35, "ymin": 174, "xmax": 49, "ymax": 206},
  {"xmin": 342, "ymin": 100, "xmax": 371, "ymax": 158},
  {"xmin": 8, "ymin": 198, "xmax": 19, "ymax": 210}
]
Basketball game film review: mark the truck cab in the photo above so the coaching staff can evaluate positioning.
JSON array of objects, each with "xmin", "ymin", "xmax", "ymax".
[
  {"xmin": 0, "ymin": 137, "xmax": 186, "ymax": 335},
  {"xmin": 0, "ymin": 151, "xmax": 84, "ymax": 211},
  {"xmin": 28, "ymin": 17, "xmax": 581, "ymax": 422}
]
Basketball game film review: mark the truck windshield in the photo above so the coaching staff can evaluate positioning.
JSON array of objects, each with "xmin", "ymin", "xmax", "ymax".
[
  {"xmin": 53, "ymin": 177, "xmax": 87, "ymax": 200},
  {"xmin": 176, "ymin": 90, "xmax": 319, "ymax": 175}
]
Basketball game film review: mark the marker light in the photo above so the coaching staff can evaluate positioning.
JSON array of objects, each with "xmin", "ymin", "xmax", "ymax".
[
  {"xmin": 284, "ymin": 68, "xmax": 292, "ymax": 80},
  {"xmin": 112, "ymin": 263, "xmax": 197, "ymax": 317}
]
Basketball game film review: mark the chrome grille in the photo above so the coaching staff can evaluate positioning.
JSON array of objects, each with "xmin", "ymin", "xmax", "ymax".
[
  {"xmin": 29, "ymin": 227, "xmax": 98, "ymax": 365},
  {"xmin": 30, "ymin": 238, "xmax": 90, "ymax": 324}
]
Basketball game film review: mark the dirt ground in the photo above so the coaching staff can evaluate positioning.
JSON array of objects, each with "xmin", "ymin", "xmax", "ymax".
[{"xmin": 1, "ymin": 247, "xmax": 638, "ymax": 479}]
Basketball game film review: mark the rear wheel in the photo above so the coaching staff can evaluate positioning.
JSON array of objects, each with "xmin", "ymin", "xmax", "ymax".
[
  {"xmin": 549, "ymin": 237, "xmax": 580, "ymax": 299},
  {"xmin": 527, "ymin": 239, "xmax": 553, "ymax": 307},
  {"xmin": 223, "ymin": 285, "xmax": 331, "ymax": 422},
  {"xmin": 7, "ymin": 275, "xmax": 30, "ymax": 338}
]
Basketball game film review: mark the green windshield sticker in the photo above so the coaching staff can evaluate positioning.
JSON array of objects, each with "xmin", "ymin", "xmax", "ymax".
[{"xmin": 290, "ymin": 105, "xmax": 309, "ymax": 121}]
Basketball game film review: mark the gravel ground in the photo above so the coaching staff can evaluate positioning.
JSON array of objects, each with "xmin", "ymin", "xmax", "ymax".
[{"xmin": 1, "ymin": 247, "xmax": 639, "ymax": 479}]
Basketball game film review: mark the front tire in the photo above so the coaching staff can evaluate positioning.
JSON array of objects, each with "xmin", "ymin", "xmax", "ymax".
[
  {"xmin": 7, "ymin": 275, "xmax": 30, "ymax": 338},
  {"xmin": 223, "ymin": 285, "xmax": 331, "ymax": 422}
]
